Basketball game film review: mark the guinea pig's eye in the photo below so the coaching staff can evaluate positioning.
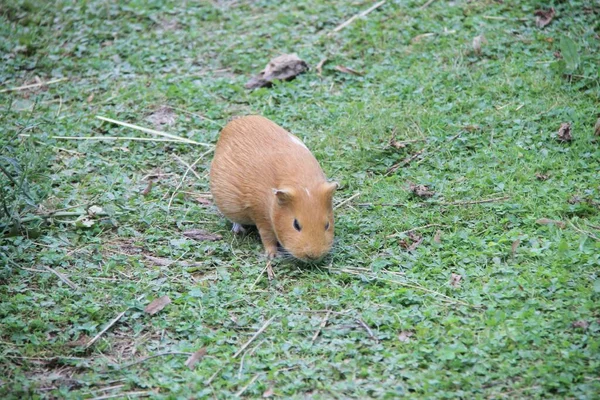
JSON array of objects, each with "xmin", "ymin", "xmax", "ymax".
[
  {"xmin": 293, "ymin": 219, "xmax": 302, "ymax": 232},
  {"xmin": 325, "ymin": 221, "xmax": 330, "ymax": 231}
]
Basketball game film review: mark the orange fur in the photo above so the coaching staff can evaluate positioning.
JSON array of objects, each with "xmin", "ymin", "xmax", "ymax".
[{"xmin": 210, "ymin": 115, "xmax": 336, "ymax": 262}]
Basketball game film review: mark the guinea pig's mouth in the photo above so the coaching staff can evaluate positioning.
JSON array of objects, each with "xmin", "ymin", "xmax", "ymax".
[{"xmin": 277, "ymin": 246, "xmax": 326, "ymax": 264}]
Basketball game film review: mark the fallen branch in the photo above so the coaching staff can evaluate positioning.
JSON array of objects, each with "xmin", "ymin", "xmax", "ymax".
[
  {"xmin": 96, "ymin": 116, "xmax": 212, "ymax": 147},
  {"xmin": 330, "ymin": 1, "xmax": 386, "ymax": 35},
  {"xmin": 86, "ymin": 310, "xmax": 127, "ymax": 348},
  {"xmin": 0, "ymin": 78, "xmax": 68, "ymax": 93},
  {"xmin": 233, "ymin": 315, "xmax": 276, "ymax": 358}
]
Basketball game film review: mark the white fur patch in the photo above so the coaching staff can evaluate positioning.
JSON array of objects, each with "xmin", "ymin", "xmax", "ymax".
[{"xmin": 304, "ymin": 188, "xmax": 310, "ymax": 197}]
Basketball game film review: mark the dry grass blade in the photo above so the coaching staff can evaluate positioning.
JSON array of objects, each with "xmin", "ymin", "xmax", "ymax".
[
  {"xmin": 334, "ymin": 65, "xmax": 364, "ymax": 76},
  {"xmin": 235, "ymin": 373, "xmax": 261, "ymax": 397},
  {"xmin": 386, "ymin": 223, "xmax": 444, "ymax": 239},
  {"xmin": 96, "ymin": 116, "xmax": 212, "ymax": 147},
  {"xmin": 334, "ymin": 192, "xmax": 361, "ymax": 210},
  {"xmin": 167, "ymin": 147, "xmax": 214, "ymax": 212},
  {"xmin": 41, "ymin": 265, "xmax": 79, "ymax": 290},
  {"xmin": 536, "ymin": 218, "xmax": 566, "ymax": 229},
  {"xmin": 19, "ymin": 133, "xmax": 184, "ymax": 143},
  {"xmin": 233, "ymin": 315, "xmax": 276, "ymax": 358},
  {"xmin": 330, "ymin": 1, "xmax": 386, "ymax": 34},
  {"xmin": 316, "ymin": 57, "xmax": 328, "ymax": 76},
  {"xmin": 311, "ymin": 310, "xmax": 331, "ymax": 344},
  {"xmin": 86, "ymin": 310, "xmax": 127, "ymax": 348},
  {"xmin": 0, "ymin": 77, "xmax": 67, "ymax": 93},
  {"xmin": 419, "ymin": 0, "xmax": 437, "ymax": 10}
]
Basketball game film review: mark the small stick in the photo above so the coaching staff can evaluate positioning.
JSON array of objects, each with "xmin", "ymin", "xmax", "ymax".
[
  {"xmin": 330, "ymin": 1, "xmax": 386, "ymax": 34},
  {"xmin": 115, "ymin": 351, "xmax": 191, "ymax": 370},
  {"xmin": 311, "ymin": 310, "xmax": 331, "ymax": 344},
  {"xmin": 89, "ymin": 390, "xmax": 156, "ymax": 400},
  {"xmin": 96, "ymin": 116, "xmax": 212, "ymax": 147},
  {"xmin": 355, "ymin": 318, "xmax": 378, "ymax": 342},
  {"xmin": 437, "ymin": 196, "xmax": 510, "ymax": 206},
  {"xmin": 569, "ymin": 221, "xmax": 600, "ymax": 241},
  {"xmin": 419, "ymin": 0, "xmax": 437, "ymax": 9},
  {"xmin": 235, "ymin": 373, "xmax": 261, "ymax": 398},
  {"xmin": 167, "ymin": 106, "xmax": 221, "ymax": 127},
  {"xmin": 233, "ymin": 315, "xmax": 276, "ymax": 358},
  {"xmin": 167, "ymin": 147, "xmax": 214, "ymax": 212},
  {"xmin": 0, "ymin": 77, "xmax": 67, "ymax": 93},
  {"xmin": 86, "ymin": 310, "xmax": 127, "ymax": 348},
  {"xmin": 588, "ymin": 224, "xmax": 600, "ymax": 231},
  {"xmin": 41, "ymin": 265, "xmax": 79, "ymax": 290},
  {"xmin": 482, "ymin": 16, "xmax": 529, "ymax": 21},
  {"xmin": 20, "ymin": 133, "xmax": 186, "ymax": 143},
  {"xmin": 173, "ymin": 154, "xmax": 202, "ymax": 181},
  {"xmin": 316, "ymin": 57, "xmax": 328, "ymax": 76},
  {"xmin": 386, "ymin": 223, "xmax": 444, "ymax": 238},
  {"xmin": 334, "ymin": 192, "xmax": 361, "ymax": 210}
]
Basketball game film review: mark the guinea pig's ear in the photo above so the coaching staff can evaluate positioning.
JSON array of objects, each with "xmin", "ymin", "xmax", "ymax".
[
  {"xmin": 323, "ymin": 181, "xmax": 339, "ymax": 197},
  {"xmin": 273, "ymin": 188, "xmax": 294, "ymax": 205}
]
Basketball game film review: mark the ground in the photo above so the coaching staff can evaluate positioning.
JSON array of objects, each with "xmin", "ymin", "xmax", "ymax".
[{"xmin": 1, "ymin": 0, "xmax": 599, "ymax": 398}]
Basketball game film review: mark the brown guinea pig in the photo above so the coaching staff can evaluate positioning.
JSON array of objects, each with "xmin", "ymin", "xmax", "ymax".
[{"xmin": 209, "ymin": 115, "xmax": 337, "ymax": 262}]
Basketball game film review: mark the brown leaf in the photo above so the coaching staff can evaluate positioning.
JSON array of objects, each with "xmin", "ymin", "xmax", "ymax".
[
  {"xmin": 594, "ymin": 118, "xmax": 600, "ymax": 136},
  {"xmin": 535, "ymin": 172, "xmax": 550, "ymax": 181},
  {"xmin": 86, "ymin": 94, "xmax": 94, "ymax": 103},
  {"xmin": 511, "ymin": 238, "xmax": 520, "ymax": 256},
  {"xmin": 557, "ymin": 122, "xmax": 572, "ymax": 142},
  {"xmin": 183, "ymin": 229, "xmax": 222, "ymax": 241},
  {"xmin": 536, "ymin": 218, "xmax": 566, "ymax": 229},
  {"xmin": 409, "ymin": 183, "xmax": 435, "ymax": 198},
  {"xmin": 334, "ymin": 65, "xmax": 364, "ymax": 76},
  {"xmin": 245, "ymin": 54, "xmax": 309, "ymax": 89},
  {"xmin": 185, "ymin": 348, "xmax": 207, "ymax": 369},
  {"xmin": 146, "ymin": 106, "xmax": 176, "ymax": 128},
  {"xmin": 144, "ymin": 295, "xmax": 171, "ymax": 315},
  {"xmin": 399, "ymin": 231, "xmax": 423, "ymax": 251},
  {"xmin": 66, "ymin": 334, "xmax": 91, "ymax": 347},
  {"xmin": 142, "ymin": 180, "xmax": 153, "ymax": 196},
  {"xmin": 433, "ymin": 230, "xmax": 442, "ymax": 244},
  {"xmin": 534, "ymin": 8, "xmax": 555, "ymax": 28},
  {"xmin": 193, "ymin": 196, "xmax": 212, "ymax": 207},
  {"xmin": 572, "ymin": 320, "xmax": 589, "ymax": 329},
  {"xmin": 263, "ymin": 387, "xmax": 275, "ymax": 398},
  {"xmin": 472, "ymin": 34, "xmax": 487, "ymax": 55},
  {"xmin": 398, "ymin": 330, "xmax": 414, "ymax": 343},
  {"xmin": 450, "ymin": 273, "xmax": 462, "ymax": 288}
]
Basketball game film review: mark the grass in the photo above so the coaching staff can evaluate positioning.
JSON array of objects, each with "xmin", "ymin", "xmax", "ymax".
[{"xmin": 1, "ymin": 0, "xmax": 599, "ymax": 398}]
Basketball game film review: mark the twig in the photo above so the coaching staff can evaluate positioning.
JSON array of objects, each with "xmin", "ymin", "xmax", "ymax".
[
  {"xmin": 19, "ymin": 133, "xmax": 186, "ymax": 143},
  {"xmin": 115, "ymin": 351, "xmax": 191, "ymax": 370},
  {"xmin": 96, "ymin": 115, "xmax": 212, "ymax": 147},
  {"xmin": 330, "ymin": 1, "xmax": 386, "ymax": 34},
  {"xmin": 569, "ymin": 221, "xmax": 600, "ymax": 241},
  {"xmin": 437, "ymin": 196, "xmax": 510, "ymax": 206},
  {"xmin": 482, "ymin": 16, "xmax": 529, "ymax": 21},
  {"xmin": 419, "ymin": 0, "xmax": 437, "ymax": 9},
  {"xmin": 0, "ymin": 77, "xmax": 67, "ymax": 93},
  {"xmin": 334, "ymin": 192, "xmax": 361, "ymax": 210},
  {"xmin": 86, "ymin": 310, "xmax": 127, "ymax": 348},
  {"xmin": 235, "ymin": 373, "xmax": 261, "ymax": 398},
  {"xmin": 316, "ymin": 57, "xmax": 328, "ymax": 76},
  {"xmin": 355, "ymin": 318, "xmax": 378, "ymax": 342},
  {"xmin": 89, "ymin": 390, "xmax": 156, "ymax": 400},
  {"xmin": 233, "ymin": 315, "xmax": 276, "ymax": 358},
  {"xmin": 173, "ymin": 154, "xmax": 202, "ymax": 181},
  {"xmin": 167, "ymin": 147, "xmax": 214, "ymax": 212},
  {"xmin": 40, "ymin": 265, "xmax": 79, "ymax": 290},
  {"xmin": 311, "ymin": 310, "xmax": 331, "ymax": 344},
  {"xmin": 588, "ymin": 224, "xmax": 600, "ymax": 231},
  {"xmin": 386, "ymin": 223, "xmax": 444, "ymax": 238}
]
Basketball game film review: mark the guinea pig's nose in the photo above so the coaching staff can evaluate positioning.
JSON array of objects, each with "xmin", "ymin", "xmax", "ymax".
[{"xmin": 305, "ymin": 253, "xmax": 323, "ymax": 262}]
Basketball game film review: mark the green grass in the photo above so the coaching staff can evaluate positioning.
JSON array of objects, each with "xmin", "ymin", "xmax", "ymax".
[{"xmin": 1, "ymin": 0, "xmax": 599, "ymax": 398}]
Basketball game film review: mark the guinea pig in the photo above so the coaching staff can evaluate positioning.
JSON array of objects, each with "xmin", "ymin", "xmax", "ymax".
[{"xmin": 209, "ymin": 115, "xmax": 337, "ymax": 262}]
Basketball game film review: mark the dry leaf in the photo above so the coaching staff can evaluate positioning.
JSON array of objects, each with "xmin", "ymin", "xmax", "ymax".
[
  {"xmin": 535, "ymin": 172, "xmax": 550, "ymax": 181},
  {"xmin": 594, "ymin": 118, "xmax": 600, "ymax": 136},
  {"xmin": 185, "ymin": 348, "xmax": 207, "ymax": 369},
  {"xmin": 66, "ymin": 334, "xmax": 91, "ymax": 347},
  {"xmin": 511, "ymin": 238, "xmax": 520, "ymax": 256},
  {"xmin": 536, "ymin": 218, "xmax": 566, "ymax": 229},
  {"xmin": 144, "ymin": 295, "xmax": 171, "ymax": 315},
  {"xmin": 263, "ymin": 387, "xmax": 275, "ymax": 398},
  {"xmin": 472, "ymin": 34, "xmax": 487, "ymax": 55},
  {"xmin": 399, "ymin": 231, "xmax": 423, "ymax": 251},
  {"xmin": 409, "ymin": 183, "xmax": 435, "ymax": 198},
  {"xmin": 334, "ymin": 65, "xmax": 364, "ymax": 76},
  {"xmin": 183, "ymin": 229, "xmax": 222, "ymax": 241},
  {"xmin": 450, "ymin": 273, "xmax": 462, "ymax": 288},
  {"xmin": 534, "ymin": 8, "xmax": 555, "ymax": 28},
  {"xmin": 433, "ymin": 230, "xmax": 442, "ymax": 244},
  {"xmin": 316, "ymin": 57, "xmax": 328, "ymax": 76},
  {"xmin": 87, "ymin": 205, "xmax": 103, "ymax": 216},
  {"xmin": 193, "ymin": 196, "xmax": 212, "ymax": 207},
  {"xmin": 142, "ymin": 180, "xmax": 153, "ymax": 196},
  {"xmin": 146, "ymin": 106, "xmax": 176, "ymax": 128},
  {"xmin": 398, "ymin": 331, "xmax": 414, "ymax": 343},
  {"xmin": 86, "ymin": 94, "xmax": 94, "ymax": 103},
  {"xmin": 245, "ymin": 54, "xmax": 309, "ymax": 89},
  {"xmin": 572, "ymin": 320, "xmax": 589, "ymax": 329},
  {"xmin": 557, "ymin": 122, "xmax": 572, "ymax": 142}
]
